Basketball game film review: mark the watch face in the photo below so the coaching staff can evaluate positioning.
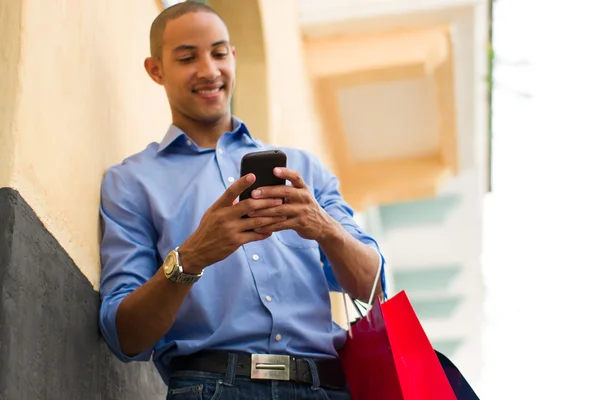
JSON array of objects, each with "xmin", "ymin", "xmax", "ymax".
[{"xmin": 163, "ymin": 252, "xmax": 176, "ymax": 276}]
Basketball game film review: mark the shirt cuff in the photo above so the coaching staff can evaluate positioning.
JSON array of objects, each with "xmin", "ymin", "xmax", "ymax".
[{"xmin": 99, "ymin": 294, "xmax": 153, "ymax": 362}]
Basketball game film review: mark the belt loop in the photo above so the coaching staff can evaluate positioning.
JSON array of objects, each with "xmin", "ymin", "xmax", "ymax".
[
  {"xmin": 224, "ymin": 352, "xmax": 238, "ymax": 387},
  {"xmin": 305, "ymin": 359, "xmax": 321, "ymax": 390}
]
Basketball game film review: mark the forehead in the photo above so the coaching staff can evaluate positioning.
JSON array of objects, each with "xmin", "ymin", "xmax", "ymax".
[{"xmin": 162, "ymin": 12, "xmax": 229, "ymax": 51}]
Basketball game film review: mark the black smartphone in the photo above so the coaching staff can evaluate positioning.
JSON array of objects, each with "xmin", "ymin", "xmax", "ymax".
[{"xmin": 239, "ymin": 150, "xmax": 287, "ymax": 202}]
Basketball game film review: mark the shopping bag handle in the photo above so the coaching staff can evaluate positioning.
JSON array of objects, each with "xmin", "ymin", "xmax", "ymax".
[
  {"xmin": 342, "ymin": 253, "xmax": 383, "ymax": 335},
  {"xmin": 366, "ymin": 253, "xmax": 383, "ymax": 308}
]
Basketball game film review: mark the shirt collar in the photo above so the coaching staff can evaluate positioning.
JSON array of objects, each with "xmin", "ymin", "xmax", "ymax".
[{"xmin": 157, "ymin": 116, "xmax": 258, "ymax": 153}]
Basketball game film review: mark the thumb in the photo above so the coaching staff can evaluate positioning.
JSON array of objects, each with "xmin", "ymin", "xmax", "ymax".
[{"xmin": 214, "ymin": 174, "xmax": 255, "ymax": 208}]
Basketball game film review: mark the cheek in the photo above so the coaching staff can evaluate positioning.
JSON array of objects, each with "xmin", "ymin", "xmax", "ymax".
[
  {"xmin": 164, "ymin": 84, "xmax": 186, "ymax": 102},
  {"xmin": 165, "ymin": 76, "xmax": 192, "ymax": 97},
  {"xmin": 222, "ymin": 67, "xmax": 235, "ymax": 87}
]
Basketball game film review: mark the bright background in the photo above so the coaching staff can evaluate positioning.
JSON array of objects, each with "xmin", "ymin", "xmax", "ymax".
[{"xmin": 481, "ymin": 0, "xmax": 600, "ymax": 398}]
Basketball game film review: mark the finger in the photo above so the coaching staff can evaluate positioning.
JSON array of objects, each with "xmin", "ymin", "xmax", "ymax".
[
  {"xmin": 247, "ymin": 204, "xmax": 299, "ymax": 218},
  {"xmin": 240, "ymin": 216, "xmax": 288, "ymax": 231},
  {"xmin": 251, "ymin": 185, "xmax": 301, "ymax": 202},
  {"xmin": 254, "ymin": 219, "xmax": 295, "ymax": 234},
  {"xmin": 273, "ymin": 167, "xmax": 306, "ymax": 189},
  {"xmin": 238, "ymin": 230, "xmax": 272, "ymax": 244},
  {"xmin": 214, "ymin": 174, "xmax": 255, "ymax": 208},
  {"xmin": 232, "ymin": 197, "xmax": 284, "ymax": 217}
]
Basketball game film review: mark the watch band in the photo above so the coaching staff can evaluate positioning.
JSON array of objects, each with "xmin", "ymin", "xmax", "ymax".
[
  {"xmin": 170, "ymin": 271, "xmax": 203, "ymax": 284},
  {"xmin": 168, "ymin": 246, "xmax": 203, "ymax": 284}
]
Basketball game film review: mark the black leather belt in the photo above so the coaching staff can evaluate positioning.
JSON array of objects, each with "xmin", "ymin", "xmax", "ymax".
[{"xmin": 170, "ymin": 351, "xmax": 347, "ymax": 390}]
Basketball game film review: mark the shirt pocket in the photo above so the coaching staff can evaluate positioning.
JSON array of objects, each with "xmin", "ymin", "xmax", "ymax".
[{"xmin": 275, "ymin": 229, "xmax": 319, "ymax": 249}]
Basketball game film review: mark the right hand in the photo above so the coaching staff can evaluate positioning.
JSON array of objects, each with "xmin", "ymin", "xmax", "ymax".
[{"xmin": 178, "ymin": 174, "xmax": 285, "ymax": 274}]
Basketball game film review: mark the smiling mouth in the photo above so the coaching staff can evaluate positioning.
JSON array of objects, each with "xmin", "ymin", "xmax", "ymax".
[{"xmin": 192, "ymin": 86, "xmax": 224, "ymax": 94}]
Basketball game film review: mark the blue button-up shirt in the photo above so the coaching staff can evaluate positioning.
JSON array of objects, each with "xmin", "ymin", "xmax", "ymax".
[{"xmin": 99, "ymin": 118, "xmax": 385, "ymax": 383}]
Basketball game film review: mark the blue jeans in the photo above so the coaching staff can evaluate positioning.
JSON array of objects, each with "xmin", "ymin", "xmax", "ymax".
[{"xmin": 166, "ymin": 361, "xmax": 352, "ymax": 400}]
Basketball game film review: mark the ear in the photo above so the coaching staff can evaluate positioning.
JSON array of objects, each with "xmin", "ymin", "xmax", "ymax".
[
  {"xmin": 230, "ymin": 46, "xmax": 237, "ymax": 72},
  {"xmin": 144, "ymin": 57, "xmax": 165, "ymax": 85}
]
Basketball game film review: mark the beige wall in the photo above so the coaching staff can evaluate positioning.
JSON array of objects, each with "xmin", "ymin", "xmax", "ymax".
[
  {"xmin": 0, "ymin": 0, "xmax": 22, "ymax": 188},
  {"xmin": 1, "ymin": 0, "xmax": 171, "ymax": 288}
]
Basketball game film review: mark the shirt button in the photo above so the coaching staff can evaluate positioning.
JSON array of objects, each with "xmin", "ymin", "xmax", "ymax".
[
  {"xmin": 252, "ymin": 254, "xmax": 260, "ymax": 261},
  {"xmin": 186, "ymin": 139, "xmax": 193, "ymax": 146},
  {"xmin": 265, "ymin": 295, "xmax": 272, "ymax": 302},
  {"xmin": 227, "ymin": 177, "xmax": 235, "ymax": 183},
  {"xmin": 275, "ymin": 334, "xmax": 282, "ymax": 341}
]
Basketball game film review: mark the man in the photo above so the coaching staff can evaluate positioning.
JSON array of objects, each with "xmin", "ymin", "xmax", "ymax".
[{"xmin": 99, "ymin": 2, "xmax": 385, "ymax": 399}]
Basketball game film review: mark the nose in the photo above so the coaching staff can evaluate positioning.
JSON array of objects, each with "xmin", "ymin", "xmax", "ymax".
[{"xmin": 196, "ymin": 57, "xmax": 220, "ymax": 81}]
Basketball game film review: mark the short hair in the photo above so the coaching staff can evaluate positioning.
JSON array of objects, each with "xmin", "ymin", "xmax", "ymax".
[{"xmin": 150, "ymin": 2, "xmax": 224, "ymax": 59}]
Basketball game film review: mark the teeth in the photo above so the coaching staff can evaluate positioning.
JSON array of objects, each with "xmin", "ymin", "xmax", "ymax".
[{"xmin": 196, "ymin": 88, "xmax": 220, "ymax": 94}]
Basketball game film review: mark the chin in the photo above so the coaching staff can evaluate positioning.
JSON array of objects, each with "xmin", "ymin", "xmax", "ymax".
[{"xmin": 195, "ymin": 112, "xmax": 229, "ymax": 125}]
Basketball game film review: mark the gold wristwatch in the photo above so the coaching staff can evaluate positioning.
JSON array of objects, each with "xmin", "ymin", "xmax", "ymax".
[{"xmin": 163, "ymin": 246, "xmax": 203, "ymax": 284}]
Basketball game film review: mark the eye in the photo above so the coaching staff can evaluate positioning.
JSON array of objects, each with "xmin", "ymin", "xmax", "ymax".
[
  {"xmin": 179, "ymin": 56, "xmax": 195, "ymax": 63},
  {"xmin": 214, "ymin": 52, "xmax": 228, "ymax": 59}
]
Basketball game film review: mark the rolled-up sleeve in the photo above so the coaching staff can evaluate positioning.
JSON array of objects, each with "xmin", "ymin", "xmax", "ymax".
[
  {"xmin": 310, "ymin": 156, "xmax": 387, "ymax": 297},
  {"xmin": 99, "ymin": 166, "xmax": 159, "ymax": 362}
]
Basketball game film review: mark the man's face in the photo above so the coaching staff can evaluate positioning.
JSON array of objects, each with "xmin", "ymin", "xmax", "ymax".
[{"xmin": 154, "ymin": 12, "xmax": 235, "ymax": 125}]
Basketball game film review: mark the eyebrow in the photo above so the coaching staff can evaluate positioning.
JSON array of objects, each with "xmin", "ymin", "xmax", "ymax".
[
  {"xmin": 172, "ymin": 40, "xmax": 230, "ymax": 53},
  {"xmin": 211, "ymin": 40, "xmax": 230, "ymax": 48}
]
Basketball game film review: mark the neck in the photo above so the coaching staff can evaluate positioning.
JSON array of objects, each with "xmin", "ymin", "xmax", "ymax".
[{"xmin": 173, "ymin": 114, "xmax": 233, "ymax": 149}]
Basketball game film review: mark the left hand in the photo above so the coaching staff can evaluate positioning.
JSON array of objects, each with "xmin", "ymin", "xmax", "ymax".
[{"xmin": 247, "ymin": 167, "xmax": 336, "ymax": 242}]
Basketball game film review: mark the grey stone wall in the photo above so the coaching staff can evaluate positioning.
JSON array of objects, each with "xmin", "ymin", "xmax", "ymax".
[{"xmin": 0, "ymin": 188, "xmax": 165, "ymax": 400}]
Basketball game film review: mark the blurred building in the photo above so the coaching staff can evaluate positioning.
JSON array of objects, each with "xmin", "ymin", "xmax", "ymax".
[{"xmin": 0, "ymin": 0, "xmax": 489, "ymax": 397}]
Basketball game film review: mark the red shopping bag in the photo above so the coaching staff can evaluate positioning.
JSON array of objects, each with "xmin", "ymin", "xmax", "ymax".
[{"xmin": 339, "ymin": 291, "xmax": 457, "ymax": 400}]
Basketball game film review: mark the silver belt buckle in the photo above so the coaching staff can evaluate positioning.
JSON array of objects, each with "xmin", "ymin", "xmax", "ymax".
[{"xmin": 250, "ymin": 354, "xmax": 291, "ymax": 381}]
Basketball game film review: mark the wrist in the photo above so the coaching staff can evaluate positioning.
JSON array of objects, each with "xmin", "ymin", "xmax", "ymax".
[
  {"xmin": 317, "ymin": 214, "xmax": 345, "ymax": 247},
  {"xmin": 178, "ymin": 243, "xmax": 208, "ymax": 275}
]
